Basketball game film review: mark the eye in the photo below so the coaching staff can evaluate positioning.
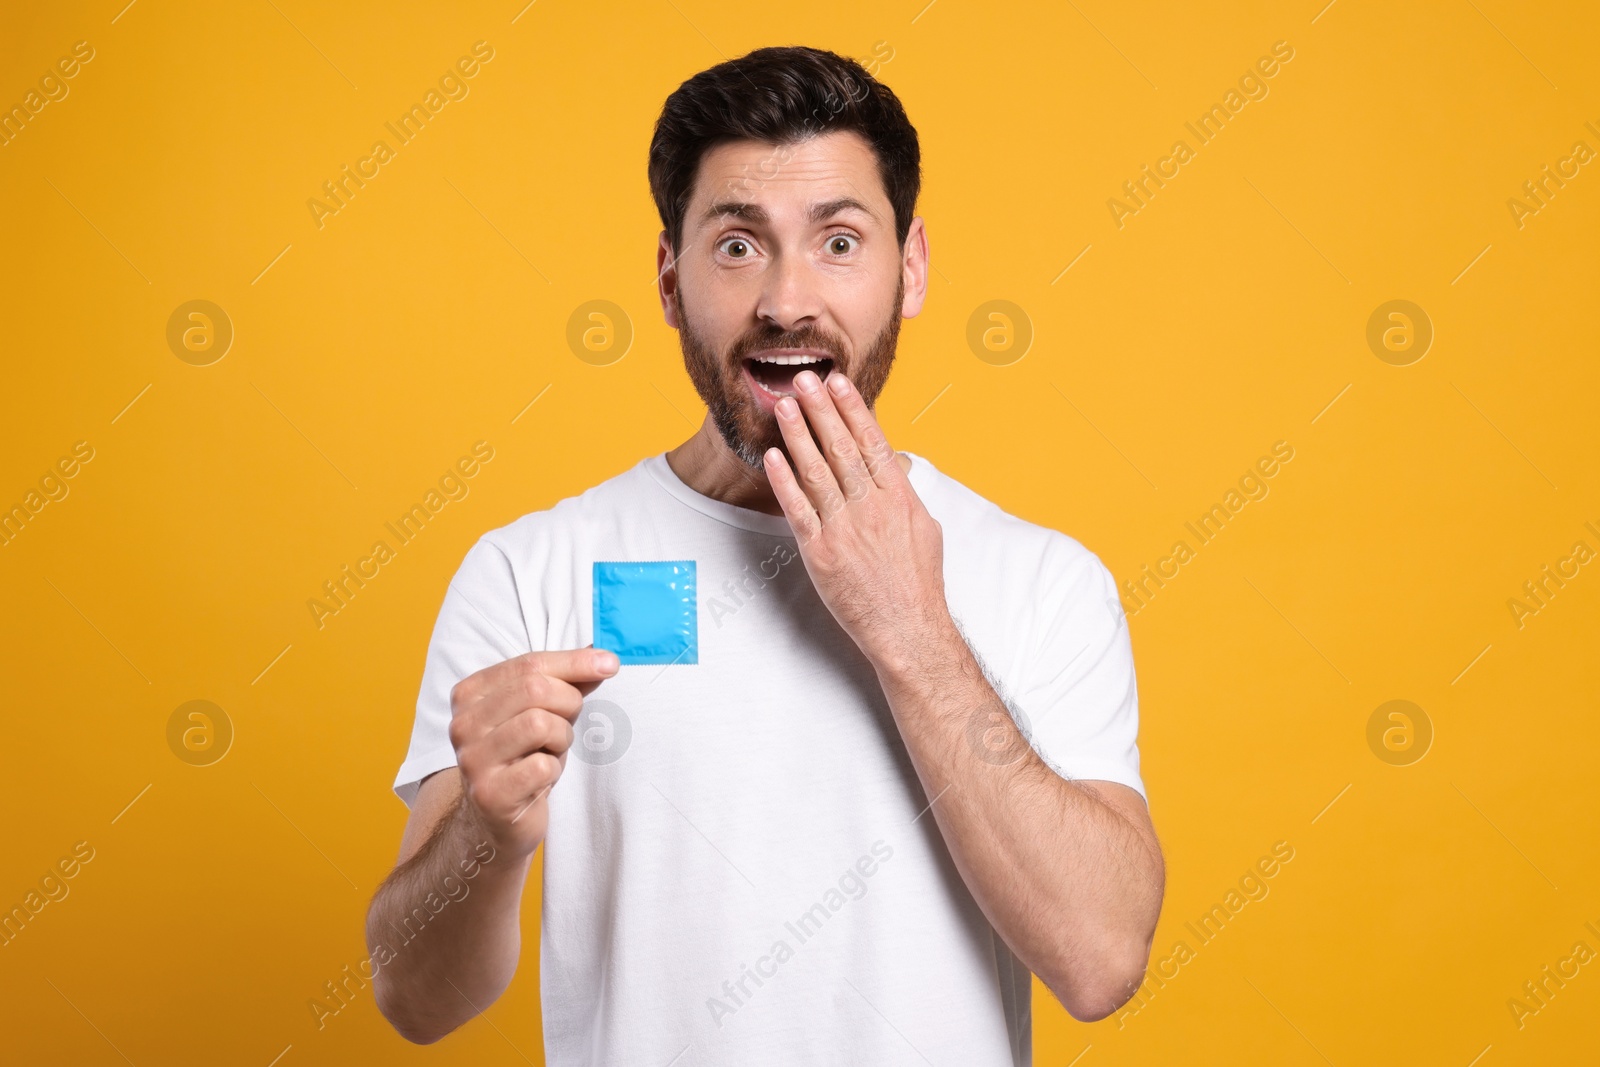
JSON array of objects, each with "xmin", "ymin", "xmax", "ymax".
[
  {"xmin": 717, "ymin": 236, "xmax": 755, "ymax": 259},
  {"xmin": 825, "ymin": 233, "xmax": 859, "ymax": 256}
]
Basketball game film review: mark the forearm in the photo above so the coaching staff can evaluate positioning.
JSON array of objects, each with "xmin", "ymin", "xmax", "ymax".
[
  {"xmin": 366, "ymin": 794, "xmax": 535, "ymax": 1043},
  {"xmin": 873, "ymin": 621, "xmax": 1163, "ymax": 1019}
]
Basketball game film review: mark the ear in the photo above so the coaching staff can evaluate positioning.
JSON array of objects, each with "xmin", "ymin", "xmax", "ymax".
[
  {"xmin": 899, "ymin": 216, "xmax": 929, "ymax": 319},
  {"xmin": 657, "ymin": 230, "xmax": 681, "ymax": 328}
]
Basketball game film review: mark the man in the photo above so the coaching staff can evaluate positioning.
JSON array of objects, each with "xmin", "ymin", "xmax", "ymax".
[{"xmin": 370, "ymin": 44, "xmax": 1164, "ymax": 1065}]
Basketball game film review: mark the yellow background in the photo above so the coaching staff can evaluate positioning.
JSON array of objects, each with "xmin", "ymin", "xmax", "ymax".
[{"xmin": 3, "ymin": 0, "xmax": 1596, "ymax": 1063}]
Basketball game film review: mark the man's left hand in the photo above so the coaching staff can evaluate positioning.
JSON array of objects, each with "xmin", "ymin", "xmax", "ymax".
[{"xmin": 763, "ymin": 367, "xmax": 952, "ymax": 671}]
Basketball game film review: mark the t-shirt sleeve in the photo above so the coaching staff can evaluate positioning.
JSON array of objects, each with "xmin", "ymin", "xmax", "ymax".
[
  {"xmin": 392, "ymin": 535, "xmax": 533, "ymax": 808},
  {"xmin": 1013, "ymin": 538, "xmax": 1147, "ymax": 802}
]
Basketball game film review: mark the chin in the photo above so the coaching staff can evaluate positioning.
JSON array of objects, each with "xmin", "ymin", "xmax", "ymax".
[{"xmin": 711, "ymin": 404, "xmax": 781, "ymax": 471}]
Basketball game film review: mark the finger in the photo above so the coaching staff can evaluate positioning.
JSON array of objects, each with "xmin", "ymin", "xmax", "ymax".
[
  {"xmin": 822, "ymin": 370, "xmax": 904, "ymax": 491},
  {"xmin": 763, "ymin": 446, "xmax": 822, "ymax": 543},
  {"xmin": 774, "ymin": 393, "xmax": 846, "ymax": 521},
  {"xmin": 569, "ymin": 642, "xmax": 607, "ymax": 700},
  {"xmin": 470, "ymin": 663, "xmax": 584, "ymax": 730},
  {"xmin": 524, "ymin": 646, "xmax": 620, "ymax": 684},
  {"xmin": 792, "ymin": 368, "xmax": 873, "ymax": 502},
  {"xmin": 452, "ymin": 648, "xmax": 615, "ymax": 741},
  {"xmin": 472, "ymin": 648, "xmax": 618, "ymax": 716},
  {"xmin": 500, "ymin": 750, "xmax": 565, "ymax": 824},
  {"xmin": 482, "ymin": 707, "xmax": 575, "ymax": 765}
]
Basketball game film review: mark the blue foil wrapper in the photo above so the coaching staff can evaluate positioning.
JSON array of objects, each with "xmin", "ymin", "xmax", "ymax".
[{"xmin": 592, "ymin": 560, "xmax": 698, "ymax": 665}]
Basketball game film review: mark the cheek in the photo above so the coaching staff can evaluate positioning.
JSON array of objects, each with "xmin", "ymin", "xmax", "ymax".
[
  {"xmin": 679, "ymin": 297, "xmax": 726, "ymax": 358},
  {"xmin": 826, "ymin": 280, "xmax": 892, "ymax": 343},
  {"xmin": 848, "ymin": 271, "xmax": 906, "ymax": 345},
  {"xmin": 684, "ymin": 284, "xmax": 761, "ymax": 358}
]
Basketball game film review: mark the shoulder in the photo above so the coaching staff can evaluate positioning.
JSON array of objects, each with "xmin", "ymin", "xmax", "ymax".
[
  {"xmin": 909, "ymin": 452, "xmax": 1113, "ymax": 591},
  {"xmin": 476, "ymin": 455, "xmax": 654, "ymax": 561}
]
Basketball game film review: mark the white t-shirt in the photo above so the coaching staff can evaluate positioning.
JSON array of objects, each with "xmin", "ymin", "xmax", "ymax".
[{"xmin": 393, "ymin": 450, "xmax": 1146, "ymax": 1066}]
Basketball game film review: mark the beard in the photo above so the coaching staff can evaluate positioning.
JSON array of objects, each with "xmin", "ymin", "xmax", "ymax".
[{"xmin": 675, "ymin": 273, "xmax": 904, "ymax": 470}]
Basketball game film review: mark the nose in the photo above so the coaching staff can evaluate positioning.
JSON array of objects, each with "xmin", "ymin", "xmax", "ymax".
[{"xmin": 755, "ymin": 246, "xmax": 824, "ymax": 334}]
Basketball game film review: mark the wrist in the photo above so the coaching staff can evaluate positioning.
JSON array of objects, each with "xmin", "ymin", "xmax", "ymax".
[
  {"xmin": 868, "ymin": 609, "xmax": 967, "ymax": 685},
  {"xmin": 456, "ymin": 788, "xmax": 540, "ymax": 871}
]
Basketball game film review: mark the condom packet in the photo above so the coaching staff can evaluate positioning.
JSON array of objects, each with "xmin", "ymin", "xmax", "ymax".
[{"xmin": 592, "ymin": 560, "xmax": 698, "ymax": 665}]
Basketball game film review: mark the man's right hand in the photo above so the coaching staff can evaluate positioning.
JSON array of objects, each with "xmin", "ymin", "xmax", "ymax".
[{"xmin": 447, "ymin": 646, "xmax": 621, "ymax": 860}]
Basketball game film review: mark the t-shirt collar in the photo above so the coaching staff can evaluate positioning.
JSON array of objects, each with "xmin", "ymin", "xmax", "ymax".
[{"xmin": 643, "ymin": 450, "xmax": 928, "ymax": 536}]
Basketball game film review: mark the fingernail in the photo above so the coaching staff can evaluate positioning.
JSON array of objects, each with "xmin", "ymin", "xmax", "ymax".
[
  {"xmin": 796, "ymin": 370, "xmax": 819, "ymax": 393},
  {"xmin": 594, "ymin": 650, "xmax": 619, "ymax": 674},
  {"xmin": 777, "ymin": 396, "xmax": 798, "ymax": 417},
  {"xmin": 827, "ymin": 372, "xmax": 850, "ymax": 395}
]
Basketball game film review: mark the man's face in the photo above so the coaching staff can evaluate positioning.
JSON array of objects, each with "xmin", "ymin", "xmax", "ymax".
[{"xmin": 660, "ymin": 130, "xmax": 925, "ymax": 469}]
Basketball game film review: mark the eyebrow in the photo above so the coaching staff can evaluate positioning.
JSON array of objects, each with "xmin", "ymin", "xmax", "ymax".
[{"xmin": 700, "ymin": 196, "xmax": 879, "ymax": 228}]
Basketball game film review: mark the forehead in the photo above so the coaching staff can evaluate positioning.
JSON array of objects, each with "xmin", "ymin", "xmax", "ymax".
[{"xmin": 687, "ymin": 130, "xmax": 889, "ymax": 226}]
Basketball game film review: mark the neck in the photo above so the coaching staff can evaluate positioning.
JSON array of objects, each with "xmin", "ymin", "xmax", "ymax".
[{"xmin": 665, "ymin": 414, "xmax": 911, "ymax": 516}]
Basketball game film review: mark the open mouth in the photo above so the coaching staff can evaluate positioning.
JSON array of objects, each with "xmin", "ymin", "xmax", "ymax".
[{"xmin": 742, "ymin": 352, "xmax": 836, "ymax": 402}]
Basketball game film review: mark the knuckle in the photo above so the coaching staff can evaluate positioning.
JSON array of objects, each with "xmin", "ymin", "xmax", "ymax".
[
  {"xmin": 550, "ymin": 717, "xmax": 575, "ymax": 753},
  {"xmin": 457, "ymin": 743, "xmax": 486, "ymax": 779},
  {"xmin": 550, "ymin": 687, "xmax": 582, "ymax": 723},
  {"xmin": 530, "ymin": 750, "xmax": 559, "ymax": 783},
  {"xmin": 547, "ymin": 677, "xmax": 581, "ymax": 713},
  {"xmin": 463, "ymin": 776, "xmax": 493, "ymax": 814},
  {"xmin": 525, "ymin": 709, "xmax": 552, "ymax": 747},
  {"xmin": 527, "ymin": 707, "xmax": 555, "ymax": 745},
  {"xmin": 804, "ymin": 458, "xmax": 831, "ymax": 483},
  {"xmin": 518, "ymin": 661, "xmax": 549, "ymax": 703}
]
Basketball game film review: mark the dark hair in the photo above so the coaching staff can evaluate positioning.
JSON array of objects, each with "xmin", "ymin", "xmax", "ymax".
[{"xmin": 648, "ymin": 45, "xmax": 920, "ymax": 254}]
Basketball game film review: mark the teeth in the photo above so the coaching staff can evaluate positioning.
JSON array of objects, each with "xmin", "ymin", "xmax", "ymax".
[{"xmin": 752, "ymin": 354, "xmax": 826, "ymax": 365}]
